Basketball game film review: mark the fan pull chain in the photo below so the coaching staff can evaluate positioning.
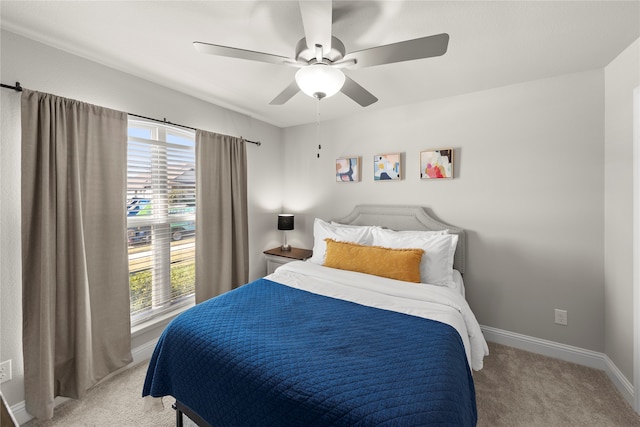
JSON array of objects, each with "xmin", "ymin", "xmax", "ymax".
[{"xmin": 316, "ymin": 98, "xmax": 321, "ymax": 158}]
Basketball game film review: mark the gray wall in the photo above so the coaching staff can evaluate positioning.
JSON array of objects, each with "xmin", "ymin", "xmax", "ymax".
[
  {"xmin": 282, "ymin": 69, "xmax": 607, "ymax": 354},
  {"xmin": 604, "ymin": 39, "xmax": 639, "ymax": 382},
  {"xmin": 0, "ymin": 30, "xmax": 284, "ymax": 408}
]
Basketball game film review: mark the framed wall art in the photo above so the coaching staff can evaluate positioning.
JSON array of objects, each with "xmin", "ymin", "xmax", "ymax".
[
  {"xmin": 420, "ymin": 149, "xmax": 453, "ymax": 179},
  {"xmin": 374, "ymin": 153, "xmax": 402, "ymax": 181},
  {"xmin": 336, "ymin": 157, "xmax": 360, "ymax": 182}
]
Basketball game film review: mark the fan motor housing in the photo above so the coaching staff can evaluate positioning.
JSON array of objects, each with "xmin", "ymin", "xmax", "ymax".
[{"xmin": 295, "ymin": 36, "xmax": 346, "ymax": 64}]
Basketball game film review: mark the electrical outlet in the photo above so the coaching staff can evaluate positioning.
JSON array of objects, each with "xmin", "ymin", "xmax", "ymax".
[
  {"xmin": 554, "ymin": 309, "xmax": 568, "ymax": 326},
  {"xmin": 0, "ymin": 360, "xmax": 12, "ymax": 384}
]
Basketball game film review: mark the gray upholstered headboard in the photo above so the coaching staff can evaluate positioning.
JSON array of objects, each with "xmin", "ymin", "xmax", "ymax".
[{"xmin": 334, "ymin": 205, "xmax": 466, "ymax": 275}]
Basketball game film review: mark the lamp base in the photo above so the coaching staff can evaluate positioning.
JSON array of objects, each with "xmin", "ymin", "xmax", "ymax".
[{"xmin": 280, "ymin": 244, "xmax": 291, "ymax": 252}]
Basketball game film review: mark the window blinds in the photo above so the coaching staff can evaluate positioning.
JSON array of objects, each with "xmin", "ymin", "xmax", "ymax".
[{"xmin": 127, "ymin": 119, "xmax": 196, "ymax": 323}]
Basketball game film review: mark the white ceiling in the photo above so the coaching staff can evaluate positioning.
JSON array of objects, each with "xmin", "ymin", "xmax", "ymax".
[{"xmin": 1, "ymin": 1, "xmax": 638, "ymax": 128}]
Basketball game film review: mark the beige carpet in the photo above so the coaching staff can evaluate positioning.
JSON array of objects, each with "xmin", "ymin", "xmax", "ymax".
[
  {"xmin": 23, "ymin": 342, "xmax": 640, "ymax": 427},
  {"xmin": 475, "ymin": 343, "xmax": 640, "ymax": 426}
]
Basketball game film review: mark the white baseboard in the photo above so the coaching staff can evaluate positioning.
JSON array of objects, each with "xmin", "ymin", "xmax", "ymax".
[
  {"xmin": 481, "ymin": 325, "xmax": 634, "ymax": 407},
  {"xmin": 11, "ymin": 337, "xmax": 159, "ymax": 425},
  {"xmin": 9, "ymin": 400, "xmax": 27, "ymax": 426},
  {"xmin": 129, "ymin": 337, "xmax": 160, "ymax": 366},
  {"xmin": 604, "ymin": 353, "xmax": 635, "ymax": 407}
]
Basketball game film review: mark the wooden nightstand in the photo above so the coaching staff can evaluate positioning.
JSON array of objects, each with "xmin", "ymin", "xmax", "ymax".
[{"xmin": 263, "ymin": 247, "xmax": 313, "ymax": 275}]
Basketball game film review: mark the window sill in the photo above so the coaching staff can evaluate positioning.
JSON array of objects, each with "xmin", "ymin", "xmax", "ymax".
[{"xmin": 131, "ymin": 301, "xmax": 195, "ymax": 338}]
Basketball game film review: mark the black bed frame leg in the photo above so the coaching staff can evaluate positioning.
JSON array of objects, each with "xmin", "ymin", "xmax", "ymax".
[{"xmin": 172, "ymin": 402, "xmax": 184, "ymax": 427}]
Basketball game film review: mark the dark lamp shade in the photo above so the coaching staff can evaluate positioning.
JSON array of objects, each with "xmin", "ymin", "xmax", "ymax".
[{"xmin": 277, "ymin": 214, "xmax": 294, "ymax": 231}]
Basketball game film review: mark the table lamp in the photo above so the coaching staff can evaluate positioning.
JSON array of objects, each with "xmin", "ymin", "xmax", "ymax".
[{"xmin": 277, "ymin": 214, "xmax": 294, "ymax": 251}]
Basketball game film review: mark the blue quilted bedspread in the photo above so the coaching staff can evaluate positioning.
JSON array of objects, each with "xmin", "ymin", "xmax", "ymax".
[{"xmin": 143, "ymin": 279, "xmax": 477, "ymax": 426}]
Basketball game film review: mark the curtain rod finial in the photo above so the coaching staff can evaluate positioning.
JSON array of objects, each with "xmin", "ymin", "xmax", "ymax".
[
  {"xmin": 241, "ymin": 136, "xmax": 261, "ymax": 146},
  {"xmin": 1, "ymin": 81, "xmax": 22, "ymax": 92}
]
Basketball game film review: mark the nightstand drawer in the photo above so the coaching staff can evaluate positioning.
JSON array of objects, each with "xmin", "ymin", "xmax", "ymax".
[{"xmin": 265, "ymin": 255, "xmax": 291, "ymax": 275}]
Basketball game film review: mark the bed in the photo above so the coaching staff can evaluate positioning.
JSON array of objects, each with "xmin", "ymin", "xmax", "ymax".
[{"xmin": 142, "ymin": 205, "xmax": 488, "ymax": 426}]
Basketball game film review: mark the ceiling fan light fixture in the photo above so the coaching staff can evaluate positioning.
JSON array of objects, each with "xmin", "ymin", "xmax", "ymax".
[{"xmin": 295, "ymin": 64, "xmax": 345, "ymax": 100}]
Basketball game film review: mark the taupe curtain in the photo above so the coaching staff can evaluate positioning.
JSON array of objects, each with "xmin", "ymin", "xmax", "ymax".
[
  {"xmin": 21, "ymin": 89, "xmax": 132, "ymax": 420},
  {"xmin": 195, "ymin": 131, "xmax": 248, "ymax": 303}
]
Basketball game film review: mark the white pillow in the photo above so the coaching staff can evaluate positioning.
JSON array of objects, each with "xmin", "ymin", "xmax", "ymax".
[
  {"xmin": 372, "ymin": 228, "xmax": 458, "ymax": 286},
  {"xmin": 451, "ymin": 269, "xmax": 465, "ymax": 297},
  {"xmin": 309, "ymin": 218, "xmax": 376, "ymax": 265},
  {"xmin": 375, "ymin": 228, "xmax": 450, "ymax": 237}
]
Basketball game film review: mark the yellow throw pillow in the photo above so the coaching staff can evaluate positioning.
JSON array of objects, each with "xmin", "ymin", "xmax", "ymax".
[{"xmin": 323, "ymin": 238, "xmax": 424, "ymax": 283}]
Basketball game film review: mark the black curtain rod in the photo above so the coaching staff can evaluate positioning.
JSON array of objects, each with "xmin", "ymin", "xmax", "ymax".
[
  {"xmin": 1, "ymin": 81, "xmax": 261, "ymax": 146},
  {"xmin": 1, "ymin": 82, "xmax": 22, "ymax": 91},
  {"xmin": 128, "ymin": 113, "xmax": 261, "ymax": 146}
]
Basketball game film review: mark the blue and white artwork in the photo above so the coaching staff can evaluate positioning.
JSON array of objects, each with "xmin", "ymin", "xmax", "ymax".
[{"xmin": 374, "ymin": 154, "xmax": 401, "ymax": 181}]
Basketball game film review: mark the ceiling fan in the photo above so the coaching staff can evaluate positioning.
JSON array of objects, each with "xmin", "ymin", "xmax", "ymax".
[{"xmin": 193, "ymin": 1, "xmax": 449, "ymax": 107}]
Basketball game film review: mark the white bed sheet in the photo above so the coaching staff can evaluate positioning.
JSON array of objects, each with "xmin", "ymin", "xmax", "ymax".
[
  {"xmin": 451, "ymin": 269, "xmax": 465, "ymax": 296},
  {"xmin": 267, "ymin": 261, "xmax": 489, "ymax": 371}
]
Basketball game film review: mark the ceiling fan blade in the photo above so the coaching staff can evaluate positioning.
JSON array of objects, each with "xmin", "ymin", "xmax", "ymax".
[
  {"xmin": 341, "ymin": 75, "xmax": 378, "ymax": 107},
  {"xmin": 343, "ymin": 33, "xmax": 449, "ymax": 69},
  {"xmin": 269, "ymin": 81, "xmax": 300, "ymax": 105},
  {"xmin": 298, "ymin": 1, "xmax": 332, "ymax": 54},
  {"xmin": 193, "ymin": 41, "xmax": 291, "ymax": 65}
]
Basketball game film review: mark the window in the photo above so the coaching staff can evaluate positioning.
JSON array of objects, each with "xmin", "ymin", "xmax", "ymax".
[{"xmin": 127, "ymin": 119, "xmax": 196, "ymax": 325}]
